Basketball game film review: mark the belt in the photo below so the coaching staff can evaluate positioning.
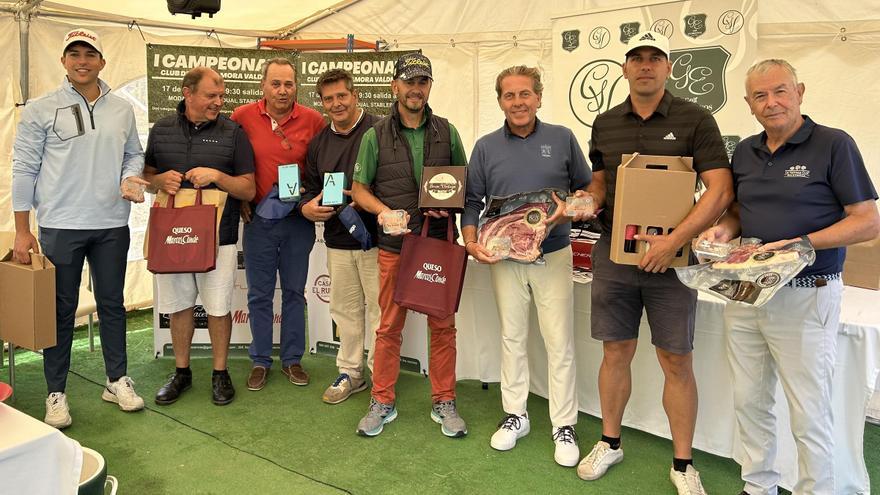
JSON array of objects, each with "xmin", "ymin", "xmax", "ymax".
[{"xmin": 786, "ymin": 272, "xmax": 841, "ymax": 288}]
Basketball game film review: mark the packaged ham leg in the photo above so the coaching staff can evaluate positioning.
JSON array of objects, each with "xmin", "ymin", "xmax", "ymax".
[
  {"xmin": 674, "ymin": 237, "xmax": 816, "ymax": 306},
  {"xmin": 477, "ymin": 189, "xmax": 562, "ymax": 264}
]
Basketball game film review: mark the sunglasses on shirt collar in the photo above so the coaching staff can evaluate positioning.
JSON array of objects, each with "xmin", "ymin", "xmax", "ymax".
[{"xmin": 273, "ymin": 127, "xmax": 292, "ymax": 151}]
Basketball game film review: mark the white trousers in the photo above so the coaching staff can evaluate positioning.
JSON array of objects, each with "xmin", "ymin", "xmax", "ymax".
[
  {"xmin": 723, "ymin": 279, "xmax": 843, "ymax": 495},
  {"xmin": 326, "ymin": 247, "xmax": 380, "ymax": 379},
  {"xmin": 490, "ymin": 246, "xmax": 578, "ymax": 426}
]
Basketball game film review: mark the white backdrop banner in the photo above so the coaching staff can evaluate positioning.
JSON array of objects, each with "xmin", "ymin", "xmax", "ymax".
[
  {"xmin": 153, "ymin": 224, "xmax": 281, "ymax": 357},
  {"xmin": 153, "ymin": 220, "xmax": 430, "ymax": 375},
  {"xmin": 552, "ymin": 0, "xmax": 757, "ymax": 156}
]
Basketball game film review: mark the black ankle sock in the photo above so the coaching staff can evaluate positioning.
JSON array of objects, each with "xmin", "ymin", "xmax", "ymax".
[
  {"xmin": 673, "ymin": 458, "xmax": 693, "ymax": 473},
  {"xmin": 212, "ymin": 369, "xmax": 228, "ymax": 376},
  {"xmin": 601, "ymin": 435, "xmax": 621, "ymax": 450},
  {"xmin": 176, "ymin": 367, "xmax": 192, "ymax": 376}
]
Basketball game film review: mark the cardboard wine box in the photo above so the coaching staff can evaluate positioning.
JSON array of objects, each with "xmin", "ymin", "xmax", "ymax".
[
  {"xmin": 419, "ymin": 166, "xmax": 466, "ymax": 211},
  {"xmin": 0, "ymin": 250, "xmax": 57, "ymax": 351},
  {"xmin": 843, "ymin": 237, "xmax": 880, "ymax": 290},
  {"xmin": 610, "ymin": 153, "xmax": 695, "ymax": 267}
]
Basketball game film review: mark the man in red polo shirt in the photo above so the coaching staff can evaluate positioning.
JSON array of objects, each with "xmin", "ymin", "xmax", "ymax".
[{"xmin": 231, "ymin": 58, "xmax": 325, "ymax": 391}]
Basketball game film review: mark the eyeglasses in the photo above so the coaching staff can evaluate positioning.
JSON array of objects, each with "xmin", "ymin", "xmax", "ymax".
[{"xmin": 274, "ymin": 127, "xmax": 292, "ymax": 151}]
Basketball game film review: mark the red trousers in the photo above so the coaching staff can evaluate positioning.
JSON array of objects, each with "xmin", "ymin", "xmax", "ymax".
[{"xmin": 371, "ymin": 249, "xmax": 457, "ymax": 404}]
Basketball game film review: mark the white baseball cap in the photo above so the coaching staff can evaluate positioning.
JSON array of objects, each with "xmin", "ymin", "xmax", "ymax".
[
  {"xmin": 625, "ymin": 30, "xmax": 670, "ymax": 59},
  {"xmin": 63, "ymin": 28, "xmax": 103, "ymax": 55}
]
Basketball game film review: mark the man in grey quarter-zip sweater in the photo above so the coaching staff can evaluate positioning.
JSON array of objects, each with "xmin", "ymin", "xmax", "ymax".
[{"xmin": 12, "ymin": 28, "xmax": 148, "ymax": 429}]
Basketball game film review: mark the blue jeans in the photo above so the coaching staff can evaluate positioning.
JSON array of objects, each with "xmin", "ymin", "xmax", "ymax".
[{"xmin": 243, "ymin": 214, "xmax": 315, "ymax": 368}]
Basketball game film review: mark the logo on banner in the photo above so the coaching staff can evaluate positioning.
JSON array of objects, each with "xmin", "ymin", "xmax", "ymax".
[
  {"xmin": 311, "ymin": 274, "xmax": 331, "ymax": 303},
  {"xmin": 651, "ymin": 19, "xmax": 674, "ymax": 38},
  {"xmin": 722, "ymin": 135, "xmax": 741, "ymax": 160},
  {"xmin": 667, "ymin": 46, "xmax": 731, "ymax": 114},
  {"xmin": 569, "ymin": 59, "xmax": 625, "ymax": 128},
  {"xmin": 684, "ymin": 14, "xmax": 708, "ymax": 39},
  {"xmin": 718, "ymin": 10, "xmax": 745, "ymax": 35},
  {"xmin": 562, "ymin": 30, "xmax": 580, "ymax": 52},
  {"xmin": 619, "ymin": 22, "xmax": 641, "ymax": 44},
  {"xmin": 589, "ymin": 27, "xmax": 611, "ymax": 49}
]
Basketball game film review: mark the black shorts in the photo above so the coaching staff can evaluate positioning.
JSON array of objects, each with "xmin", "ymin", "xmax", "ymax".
[{"xmin": 589, "ymin": 237, "xmax": 696, "ymax": 354}]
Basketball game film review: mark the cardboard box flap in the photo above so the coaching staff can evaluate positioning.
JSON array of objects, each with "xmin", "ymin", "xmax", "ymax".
[
  {"xmin": 620, "ymin": 153, "xmax": 694, "ymax": 172},
  {"xmin": 0, "ymin": 250, "xmax": 54, "ymax": 271}
]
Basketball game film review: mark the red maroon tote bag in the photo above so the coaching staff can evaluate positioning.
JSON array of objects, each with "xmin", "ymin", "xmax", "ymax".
[
  {"xmin": 393, "ymin": 216, "xmax": 468, "ymax": 319},
  {"xmin": 147, "ymin": 189, "xmax": 217, "ymax": 274}
]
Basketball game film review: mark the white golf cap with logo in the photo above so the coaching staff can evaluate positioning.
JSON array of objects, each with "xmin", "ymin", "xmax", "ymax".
[
  {"xmin": 63, "ymin": 28, "xmax": 103, "ymax": 55},
  {"xmin": 625, "ymin": 30, "xmax": 670, "ymax": 58}
]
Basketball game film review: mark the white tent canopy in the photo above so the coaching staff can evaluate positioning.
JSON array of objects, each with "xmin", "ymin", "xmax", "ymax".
[{"xmin": 1, "ymin": 0, "xmax": 879, "ymax": 308}]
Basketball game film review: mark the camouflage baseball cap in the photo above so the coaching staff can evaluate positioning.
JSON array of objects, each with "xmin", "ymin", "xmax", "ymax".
[{"xmin": 394, "ymin": 53, "xmax": 433, "ymax": 81}]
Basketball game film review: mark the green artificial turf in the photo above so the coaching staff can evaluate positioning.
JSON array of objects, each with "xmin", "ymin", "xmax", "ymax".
[{"xmin": 3, "ymin": 310, "xmax": 874, "ymax": 494}]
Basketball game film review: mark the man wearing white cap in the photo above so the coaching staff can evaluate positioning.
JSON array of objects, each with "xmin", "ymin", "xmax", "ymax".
[
  {"xmin": 12, "ymin": 28, "xmax": 149, "ymax": 428},
  {"xmin": 577, "ymin": 31, "xmax": 732, "ymax": 494}
]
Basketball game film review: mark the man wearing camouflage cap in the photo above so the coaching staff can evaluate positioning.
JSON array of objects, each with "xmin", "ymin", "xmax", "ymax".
[{"xmin": 351, "ymin": 52, "xmax": 469, "ymax": 438}]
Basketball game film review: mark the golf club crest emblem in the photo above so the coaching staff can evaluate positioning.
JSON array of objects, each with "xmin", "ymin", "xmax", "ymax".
[
  {"xmin": 619, "ymin": 22, "xmax": 640, "ymax": 43},
  {"xmin": 562, "ymin": 30, "xmax": 580, "ymax": 52},
  {"xmin": 684, "ymin": 14, "xmax": 707, "ymax": 38}
]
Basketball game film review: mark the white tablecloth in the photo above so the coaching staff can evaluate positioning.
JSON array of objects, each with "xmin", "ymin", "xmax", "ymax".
[
  {"xmin": 0, "ymin": 403, "xmax": 82, "ymax": 495},
  {"xmin": 455, "ymin": 261, "xmax": 878, "ymax": 493}
]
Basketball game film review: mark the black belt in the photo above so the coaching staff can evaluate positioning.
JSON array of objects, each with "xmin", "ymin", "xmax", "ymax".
[{"xmin": 786, "ymin": 272, "xmax": 841, "ymax": 288}]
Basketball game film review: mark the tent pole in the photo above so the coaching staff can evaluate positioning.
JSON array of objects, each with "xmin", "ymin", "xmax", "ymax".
[{"xmin": 18, "ymin": 12, "xmax": 30, "ymax": 102}]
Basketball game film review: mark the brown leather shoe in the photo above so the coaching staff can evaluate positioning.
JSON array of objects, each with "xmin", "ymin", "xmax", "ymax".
[
  {"xmin": 281, "ymin": 363, "xmax": 309, "ymax": 386},
  {"xmin": 246, "ymin": 366, "xmax": 268, "ymax": 391}
]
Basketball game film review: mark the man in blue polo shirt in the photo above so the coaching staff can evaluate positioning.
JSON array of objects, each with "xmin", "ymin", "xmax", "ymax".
[
  {"xmin": 700, "ymin": 59, "xmax": 879, "ymax": 495},
  {"xmin": 462, "ymin": 65, "xmax": 592, "ymax": 467}
]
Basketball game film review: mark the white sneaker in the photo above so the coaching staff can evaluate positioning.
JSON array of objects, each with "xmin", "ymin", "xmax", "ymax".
[
  {"xmin": 552, "ymin": 425, "xmax": 580, "ymax": 467},
  {"xmin": 102, "ymin": 376, "xmax": 145, "ymax": 411},
  {"xmin": 577, "ymin": 441, "xmax": 624, "ymax": 480},
  {"xmin": 490, "ymin": 413, "xmax": 530, "ymax": 451},
  {"xmin": 670, "ymin": 465, "xmax": 707, "ymax": 495},
  {"xmin": 45, "ymin": 392, "xmax": 72, "ymax": 429}
]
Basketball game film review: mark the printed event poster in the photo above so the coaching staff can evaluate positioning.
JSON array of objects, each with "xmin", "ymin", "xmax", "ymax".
[
  {"xmin": 551, "ymin": 0, "xmax": 757, "ymax": 158},
  {"xmin": 147, "ymin": 45, "xmax": 408, "ymax": 122}
]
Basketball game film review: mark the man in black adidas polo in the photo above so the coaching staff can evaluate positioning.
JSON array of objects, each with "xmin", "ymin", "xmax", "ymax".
[{"xmin": 576, "ymin": 31, "xmax": 733, "ymax": 495}]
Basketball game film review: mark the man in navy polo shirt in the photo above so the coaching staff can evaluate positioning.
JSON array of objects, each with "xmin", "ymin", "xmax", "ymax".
[{"xmin": 701, "ymin": 59, "xmax": 879, "ymax": 495}]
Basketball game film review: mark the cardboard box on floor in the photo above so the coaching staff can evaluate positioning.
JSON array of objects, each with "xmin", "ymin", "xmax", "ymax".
[
  {"xmin": 843, "ymin": 236, "xmax": 880, "ymax": 290},
  {"xmin": 0, "ymin": 250, "xmax": 57, "ymax": 350},
  {"xmin": 143, "ymin": 189, "xmax": 227, "ymax": 259},
  {"xmin": 610, "ymin": 153, "xmax": 695, "ymax": 267}
]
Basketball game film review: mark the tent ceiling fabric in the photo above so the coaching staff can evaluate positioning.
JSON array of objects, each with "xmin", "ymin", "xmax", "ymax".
[{"xmin": 2, "ymin": 0, "xmax": 345, "ymax": 33}]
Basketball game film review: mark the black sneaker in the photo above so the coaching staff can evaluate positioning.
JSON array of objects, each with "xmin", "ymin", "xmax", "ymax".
[
  {"xmin": 155, "ymin": 372, "xmax": 192, "ymax": 405},
  {"xmin": 212, "ymin": 372, "xmax": 235, "ymax": 406}
]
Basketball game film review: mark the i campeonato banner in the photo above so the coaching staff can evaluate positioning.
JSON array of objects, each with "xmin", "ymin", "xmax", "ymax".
[
  {"xmin": 150, "ymin": 46, "xmax": 429, "ymax": 370},
  {"xmin": 146, "ymin": 44, "xmax": 407, "ymax": 123},
  {"xmin": 551, "ymin": 0, "xmax": 757, "ymax": 159}
]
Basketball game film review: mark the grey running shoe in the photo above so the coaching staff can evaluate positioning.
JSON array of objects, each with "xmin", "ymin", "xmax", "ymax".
[
  {"xmin": 356, "ymin": 397, "xmax": 397, "ymax": 437},
  {"xmin": 430, "ymin": 400, "xmax": 468, "ymax": 438}
]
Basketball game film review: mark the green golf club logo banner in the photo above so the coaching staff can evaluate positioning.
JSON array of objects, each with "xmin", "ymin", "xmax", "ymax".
[
  {"xmin": 147, "ymin": 45, "xmax": 406, "ymax": 123},
  {"xmin": 552, "ymin": 0, "xmax": 756, "ymax": 140}
]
